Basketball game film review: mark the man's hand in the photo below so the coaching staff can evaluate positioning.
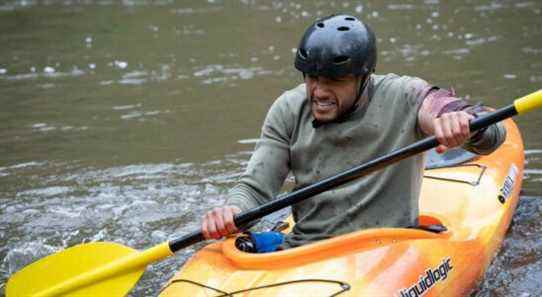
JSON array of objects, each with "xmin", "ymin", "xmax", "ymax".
[
  {"xmin": 202, "ymin": 205, "xmax": 242, "ymax": 240},
  {"xmin": 433, "ymin": 111, "xmax": 474, "ymax": 154}
]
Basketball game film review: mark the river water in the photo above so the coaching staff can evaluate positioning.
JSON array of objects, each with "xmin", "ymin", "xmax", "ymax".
[{"xmin": 0, "ymin": 0, "xmax": 541, "ymax": 296}]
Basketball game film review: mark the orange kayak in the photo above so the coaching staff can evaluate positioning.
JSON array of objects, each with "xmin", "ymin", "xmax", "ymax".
[{"xmin": 160, "ymin": 119, "xmax": 524, "ymax": 297}]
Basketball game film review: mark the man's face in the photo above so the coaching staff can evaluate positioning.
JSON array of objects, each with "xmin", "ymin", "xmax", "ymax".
[{"xmin": 305, "ymin": 74, "xmax": 359, "ymax": 123}]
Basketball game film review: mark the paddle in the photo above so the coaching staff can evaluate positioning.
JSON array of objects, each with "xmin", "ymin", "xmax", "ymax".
[{"xmin": 6, "ymin": 90, "xmax": 542, "ymax": 297}]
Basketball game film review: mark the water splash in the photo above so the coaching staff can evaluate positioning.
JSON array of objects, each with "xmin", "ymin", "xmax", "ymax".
[{"xmin": 3, "ymin": 240, "xmax": 60, "ymax": 275}]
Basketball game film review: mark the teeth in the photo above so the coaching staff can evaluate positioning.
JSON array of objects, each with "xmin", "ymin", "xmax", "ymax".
[{"xmin": 315, "ymin": 101, "xmax": 335, "ymax": 107}]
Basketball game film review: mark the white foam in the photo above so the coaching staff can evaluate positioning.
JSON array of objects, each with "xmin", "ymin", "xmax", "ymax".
[
  {"xmin": 118, "ymin": 77, "xmax": 146, "ymax": 85},
  {"xmin": 32, "ymin": 123, "xmax": 47, "ymax": 128},
  {"xmin": 51, "ymin": 207, "xmax": 81, "ymax": 218},
  {"xmin": 17, "ymin": 186, "xmax": 72, "ymax": 198},
  {"xmin": 443, "ymin": 48, "xmax": 471, "ymax": 55},
  {"xmin": 4, "ymin": 241, "xmax": 60, "ymax": 274},
  {"xmin": 113, "ymin": 60, "xmax": 128, "ymax": 69},
  {"xmin": 44, "ymin": 66, "xmax": 56, "ymax": 73},
  {"xmin": 194, "ymin": 65, "xmax": 271, "ymax": 84},
  {"xmin": 522, "ymin": 47, "xmax": 542, "ymax": 55},
  {"xmin": 238, "ymin": 138, "xmax": 259, "ymax": 144},
  {"xmin": 90, "ymin": 229, "xmax": 108, "ymax": 241},
  {"xmin": 113, "ymin": 104, "xmax": 141, "ymax": 110},
  {"xmin": 121, "ymin": 111, "xmax": 143, "ymax": 119},
  {"xmin": 525, "ymin": 169, "xmax": 542, "ymax": 175},
  {"xmin": 9, "ymin": 161, "xmax": 46, "ymax": 169},
  {"xmin": 525, "ymin": 149, "xmax": 542, "ymax": 155},
  {"xmin": 387, "ymin": 4, "xmax": 415, "ymax": 10}
]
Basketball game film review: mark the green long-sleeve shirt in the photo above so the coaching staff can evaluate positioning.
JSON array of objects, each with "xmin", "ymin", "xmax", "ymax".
[{"xmin": 227, "ymin": 74, "xmax": 504, "ymax": 248}]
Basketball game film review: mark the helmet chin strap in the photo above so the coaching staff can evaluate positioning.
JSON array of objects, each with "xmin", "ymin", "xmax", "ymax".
[{"xmin": 345, "ymin": 74, "xmax": 370, "ymax": 115}]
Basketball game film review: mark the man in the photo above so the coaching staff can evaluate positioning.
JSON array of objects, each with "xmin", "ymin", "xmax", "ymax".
[{"xmin": 201, "ymin": 14, "xmax": 505, "ymax": 249}]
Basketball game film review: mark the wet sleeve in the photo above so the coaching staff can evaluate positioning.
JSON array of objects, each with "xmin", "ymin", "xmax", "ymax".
[
  {"xmin": 422, "ymin": 88, "xmax": 506, "ymax": 155},
  {"xmin": 226, "ymin": 95, "xmax": 293, "ymax": 212}
]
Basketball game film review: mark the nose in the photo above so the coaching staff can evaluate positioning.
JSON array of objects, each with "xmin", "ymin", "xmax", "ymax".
[{"xmin": 312, "ymin": 80, "xmax": 329, "ymax": 99}]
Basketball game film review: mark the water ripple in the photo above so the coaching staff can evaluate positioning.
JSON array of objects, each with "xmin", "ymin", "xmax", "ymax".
[{"xmin": 193, "ymin": 64, "xmax": 273, "ymax": 85}]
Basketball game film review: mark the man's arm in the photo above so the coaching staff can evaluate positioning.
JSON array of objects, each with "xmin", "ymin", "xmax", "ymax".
[
  {"xmin": 202, "ymin": 94, "xmax": 294, "ymax": 240},
  {"xmin": 417, "ymin": 88, "xmax": 506, "ymax": 154}
]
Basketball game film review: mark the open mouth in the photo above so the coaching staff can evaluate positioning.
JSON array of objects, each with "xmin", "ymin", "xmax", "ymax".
[{"xmin": 313, "ymin": 99, "xmax": 337, "ymax": 111}]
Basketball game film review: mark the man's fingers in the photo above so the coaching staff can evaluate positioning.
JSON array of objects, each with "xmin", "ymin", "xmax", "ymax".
[
  {"xmin": 434, "ymin": 112, "xmax": 476, "ymax": 153},
  {"xmin": 207, "ymin": 212, "xmax": 221, "ymax": 240},
  {"xmin": 212, "ymin": 208, "xmax": 229, "ymax": 237},
  {"xmin": 434, "ymin": 118, "xmax": 446, "ymax": 148},
  {"xmin": 436, "ymin": 117, "xmax": 456, "ymax": 148},
  {"xmin": 436, "ymin": 144, "xmax": 448, "ymax": 154},
  {"xmin": 444, "ymin": 114, "xmax": 461, "ymax": 147},
  {"xmin": 202, "ymin": 215, "xmax": 210, "ymax": 239},
  {"xmin": 201, "ymin": 206, "xmax": 243, "ymax": 241},
  {"xmin": 459, "ymin": 113, "xmax": 472, "ymax": 138},
  {"xmin": 224, "ymin": 207, "xmax": 238, "ymax": 234},
  {"xmin": 207, "ymin": 213, "xmax": 219, "ymax": 239},
  {"xmin": 453, "ymin": 112, "xmax": 474, "ymax": 145},
  {"xmin": 449, "ymin": 113, "xmax": 465, "ymax": 146},
  {"xmin": 434, "ymin": 120, "xmax": 449, "ymax": 154}
]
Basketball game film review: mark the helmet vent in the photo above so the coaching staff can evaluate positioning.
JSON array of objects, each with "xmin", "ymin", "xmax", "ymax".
[
  {"xmin": 333, "ymin": 55, "xmax": 350, "ymax": 64},
  {"xmin": 337, "ymin": 26, "xmax": 350, "ymax": 31},
  {"xmin": 298, "ymin": 48, "xmax": 308, "ymax": 60},
  {"xmin": 345, "ymin": 17, "xmax": 356, "ymax": 21},
  {"xmin": 316, "ymin": 22, "xmax": 325, "ymax": 28}
]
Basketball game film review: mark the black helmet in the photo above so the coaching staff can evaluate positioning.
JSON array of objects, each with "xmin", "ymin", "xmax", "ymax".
[{"xmin": 294, "ymin": 14, "xmax": 377, "ymax": 78}]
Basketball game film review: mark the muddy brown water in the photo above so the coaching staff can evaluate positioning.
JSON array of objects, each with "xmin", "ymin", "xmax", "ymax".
[{"xmin": 1, "ymin": 1, "xmax": 541, "ymax": 296}]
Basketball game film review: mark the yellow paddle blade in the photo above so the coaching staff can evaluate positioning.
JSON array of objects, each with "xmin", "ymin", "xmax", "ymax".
[
  {"xmin": 6, "ymin": 242, "xmax": 144, "ymax": 297},
  {"xmin": 514, "ymin": 89, "xmax": 542, "ymax": 114}
]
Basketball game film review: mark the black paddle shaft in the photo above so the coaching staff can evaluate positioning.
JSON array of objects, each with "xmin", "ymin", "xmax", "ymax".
[{"xmin": 168, "ymin": 104, "xmax": 518, "ymax": 253}]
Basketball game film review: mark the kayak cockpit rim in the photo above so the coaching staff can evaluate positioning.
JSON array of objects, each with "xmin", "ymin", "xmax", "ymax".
[{"xmin": 222, "ymin": 217, "xmax": 451, "ymax": 269}]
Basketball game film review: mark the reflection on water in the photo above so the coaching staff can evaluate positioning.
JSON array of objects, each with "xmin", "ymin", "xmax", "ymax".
[{"xmin": 1, "ymin": 0, "xmax": 541, "ymax": 296}]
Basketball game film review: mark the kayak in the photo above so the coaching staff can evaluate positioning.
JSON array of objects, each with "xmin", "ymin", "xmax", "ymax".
[{"xmin": 159, "ymin": 119, "xmax": 524, "ymax": 297}]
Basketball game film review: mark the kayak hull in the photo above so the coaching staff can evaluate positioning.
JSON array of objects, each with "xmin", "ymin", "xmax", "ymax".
[{"xmin": 160, "ymin": 119, "xmax": 524, "ymax": 297}]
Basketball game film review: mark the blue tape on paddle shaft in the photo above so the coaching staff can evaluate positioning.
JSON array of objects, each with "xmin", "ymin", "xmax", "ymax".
[{"xmin": 250, "ymin": 232, "xmax": 285, "ymax": 253}]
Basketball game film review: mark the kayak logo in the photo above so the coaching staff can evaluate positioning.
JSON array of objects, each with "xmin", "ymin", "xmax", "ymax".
[
  {"xmin": 398, "ymin": 257, "xmax": 453, "ymax": 297},
  {"xmin": 498, "ymin": 164, "xmax": 518, "ymax": 204}
]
